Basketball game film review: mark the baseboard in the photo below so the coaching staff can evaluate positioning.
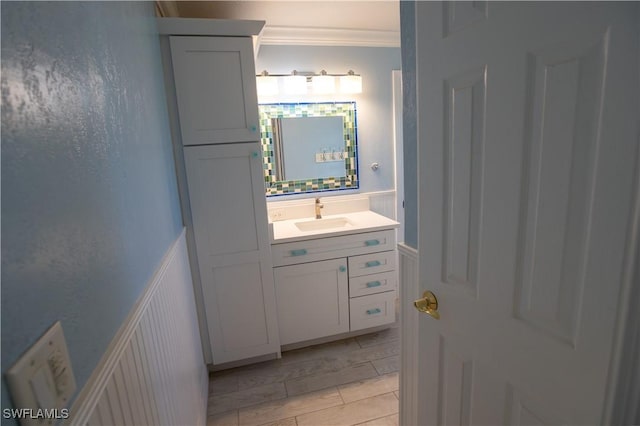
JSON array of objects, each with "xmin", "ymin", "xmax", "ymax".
[{"xmin": 67, "ymin": 229, "xmax": 208, "ymax": 425}]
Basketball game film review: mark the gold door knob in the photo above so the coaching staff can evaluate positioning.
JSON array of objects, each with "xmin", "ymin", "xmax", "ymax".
[{"xmin": 414, "ymin": 291, "xmax": 440, "ymax": 320}]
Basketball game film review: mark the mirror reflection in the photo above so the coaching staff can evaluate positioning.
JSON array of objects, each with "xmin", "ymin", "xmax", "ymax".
[
  {"xmin": 259, "ymin": 102, "xmax": 358, "ymax": 196},
  {"xmin": 273, "ymin": 116, "xmax": 345, "ymax": 181}
]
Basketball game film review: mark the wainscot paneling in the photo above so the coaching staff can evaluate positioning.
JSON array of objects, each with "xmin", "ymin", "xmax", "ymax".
[
  {"xmin": 369, "ymin": 190, "xmax": 397, "ymax": 220},
  {"xmin": 68, "ymin": 229, "xmax": 208, "ymax": 426},
  {"xmin": 398, "ymin": 243, "xmax": 419, "ymax": 426}
]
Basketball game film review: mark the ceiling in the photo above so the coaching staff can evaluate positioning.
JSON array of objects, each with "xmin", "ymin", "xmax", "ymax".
[{"xmin": 157, "ymin": 1, "xmax": 400, "ymax": 34}]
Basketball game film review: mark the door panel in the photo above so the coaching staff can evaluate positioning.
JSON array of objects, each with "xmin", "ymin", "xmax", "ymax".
[
  {"xmin": 437, "ymin": 335, "xmax": 474, "ymax": 426},
  {"xmin": 442, "ymin": 1, "xmax": 488, "ymax": 38},
  {"xmin": 515, "ymin": 34, "xmax": 608, "ymax": 345},
  {"xmin": 414, "ymin": 2, "xmax": 639, "ymax": 424},
  {"xmin": 442, "ymin": 67, "xmax": 486, "ymax": 296}
]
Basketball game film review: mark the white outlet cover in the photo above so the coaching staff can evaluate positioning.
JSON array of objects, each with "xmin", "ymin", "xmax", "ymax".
[{"xmin": 6, "ymin": 321, "xmax": 76, "ymax": 425}]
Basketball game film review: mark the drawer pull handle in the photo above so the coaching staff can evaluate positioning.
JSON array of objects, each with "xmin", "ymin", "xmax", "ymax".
[
  {"xmin": 290, "ymin": 249, "xmax": 308, "ymax": 256},
  {"xmin": 339, "ymin": 266, "xmax": 347, "ymax": 273},
  {"xmin": 365, "ymin": 260, "xmax": 381, "ymax": 268},
  {"xmin": 366, "ymin": 308, "xmax": 382, "ymax": 315},
  {"xmin": 366, "ymin": 281, "xmax": 382, "ymax": 288},
  {"xmin": 365, "ymin": 239, "xmax": 380, "ymax": 246}
]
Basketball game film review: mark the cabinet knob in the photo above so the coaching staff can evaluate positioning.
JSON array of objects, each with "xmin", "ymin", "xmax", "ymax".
[
  {"xmin": 290, "ymin": 249, "xmax": 307, "ymax": 256},
  {"xmin": 250, "ymin": 125, "xmax": 257, "ymax": 132},
  {"xmin": 365, "ymin": 260, "xmax": 381, "ymax": 268},
  {"xmin": 339, "ymin": 266, "xmax": 347, "ymax": 272},
  {"xmin": 366, "ymin": 308, "xmax": 382, "ymax": 315},
  {"xmin": 252, "ymin": 151, "xmax": 259, "ymax": 158}
]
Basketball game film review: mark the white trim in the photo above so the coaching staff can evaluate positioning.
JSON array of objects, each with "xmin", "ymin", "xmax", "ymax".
[
  {"xmin": 392, "ymin": 70, "xmax": 405, "ymax": 242},
  {"xmin": 260, "ymin": 25, "xmax": 400, "ymax": 47},
  {"xmin": 604, "ymin": 132, "xmax": 640, "ymax": 425},
  {"xmin": 398, "ymin": 242, "xmax": 418, "ymax": 259},
  {"xmin": 398, "ymin": 243, "xmax": 419, "ymax": 426},
  {"xmin": 67, "ymin": 229, "xmax": 207, "ymax": 425}
]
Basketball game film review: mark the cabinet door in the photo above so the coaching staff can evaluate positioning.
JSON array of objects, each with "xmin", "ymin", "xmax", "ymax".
[
  {"xmin": 170, "ymin": 36, "xmax": 260, "ymax": 145},
  {"xmin": 184, "ymin": 143, "xmax": 279, "ymax": 365},
  {"xmin": 274, "ymin": 259, "xmax": 349, "ymax": 345}
]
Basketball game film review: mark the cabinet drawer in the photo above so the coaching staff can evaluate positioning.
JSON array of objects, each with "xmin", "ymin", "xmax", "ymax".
[
  {"xmin": 348, "ymin": 251, "xmax": 397, "ymax": 277},
  {"xmin": 349, "ymin": 270, "xmax": 397, "ymax": 298},
  {"xmin": 272, "ymin": 229, "xmax": 396, "ymax": 267},
  {"xmin": 349, "ymin": 291, "xmax": 396, "ymax": 332}
]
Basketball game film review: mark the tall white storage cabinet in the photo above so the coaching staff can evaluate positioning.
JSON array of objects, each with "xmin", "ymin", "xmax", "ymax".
[
  {"xmin": 161, "ymin": 20, "xmax": 280, "ymax": 366},
  {"xmin": 183, "ymin": 143, "xmax": 279, "ymax": 365}
]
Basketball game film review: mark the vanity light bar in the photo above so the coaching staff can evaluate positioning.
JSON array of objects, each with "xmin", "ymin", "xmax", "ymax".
[{"xmin": 256, "ymin": 70, "xmax": 362, "ymax": 96}]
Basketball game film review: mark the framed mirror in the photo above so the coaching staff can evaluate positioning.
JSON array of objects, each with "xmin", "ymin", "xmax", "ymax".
[{"xmin": 259, "ymin": 102, "xmax": 358, "ymax": 196}]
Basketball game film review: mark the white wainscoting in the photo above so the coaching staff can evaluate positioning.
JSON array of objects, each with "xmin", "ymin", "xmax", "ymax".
[
  {"xmin": 368, "ymin": 190, "xmax": 397, "ymax": 221},
  {"xmin": 398, "ymin": 243, "xmax": 419, "ymax": 426},
  {"xmin": 68, "ymin": 229, "xmax": 208, "ymax": 426}
]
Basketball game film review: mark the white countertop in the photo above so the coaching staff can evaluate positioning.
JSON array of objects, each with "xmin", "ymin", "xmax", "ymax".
[{"xmin": 270, "ymin": 210, "xmax": 399, "ymax": 244}]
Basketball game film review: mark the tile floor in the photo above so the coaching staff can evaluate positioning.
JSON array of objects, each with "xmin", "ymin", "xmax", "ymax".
[{"xmin": 207, "ymin": 324, "xmax": 400, "ymax": 426}]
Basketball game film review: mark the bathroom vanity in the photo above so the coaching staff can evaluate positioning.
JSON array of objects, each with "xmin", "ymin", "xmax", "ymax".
[
  {"xmin": 159, "ymin": 18, "xmax": 399, "ymax": 369},
  {"xmin": 269, "ymin": 203, "xmax": 399, "ymax": 347}
]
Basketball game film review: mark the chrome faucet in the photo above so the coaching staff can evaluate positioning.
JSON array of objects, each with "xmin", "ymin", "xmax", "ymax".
[{"xmin": 315, "ymin": 198, "xmax": 324, "ymax": 219}]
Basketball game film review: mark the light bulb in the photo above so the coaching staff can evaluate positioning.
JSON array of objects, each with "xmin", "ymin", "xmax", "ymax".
[
  {"xmin": 256, "ymin": 71, "xmax": 278, "ymax": 96},
  {"xmin": 313, "ymin": 70, "xmax": 336, "ymax": 94},
  {"xmin": 284, "ymin": 70, "xmax": 307, "ymax": 95},
  {"xmin": 339, "ymin": 71, "xmax": 362, "ymax": 94}
]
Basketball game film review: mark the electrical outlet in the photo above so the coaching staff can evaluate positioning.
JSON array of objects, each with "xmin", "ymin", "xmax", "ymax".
[{"xmin": 6, "ymin": 322, "xmax": 76, "ymax": 425}]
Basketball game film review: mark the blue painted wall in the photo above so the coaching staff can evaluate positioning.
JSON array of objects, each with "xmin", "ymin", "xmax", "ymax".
[
  {"xmin": 255, "ymin": 45, "xmax": 401, "ymax": 196},
  {"xmin": 400, "ymin": 1, "xmax": 418, "ymax": 249},
  {"xmin": 1, "ymin": 1, "xmax": 182, "ymax": 418}
]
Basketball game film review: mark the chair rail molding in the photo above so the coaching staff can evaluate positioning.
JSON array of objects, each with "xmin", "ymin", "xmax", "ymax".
[{"xmin": 67, "ymin": 229, "xmax": 207, "ymax": 426}]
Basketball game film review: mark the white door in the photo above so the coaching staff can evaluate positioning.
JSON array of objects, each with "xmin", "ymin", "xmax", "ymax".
[{"xmin": 413, "ymin": 2, "xmax": 638, "ymax": 424}]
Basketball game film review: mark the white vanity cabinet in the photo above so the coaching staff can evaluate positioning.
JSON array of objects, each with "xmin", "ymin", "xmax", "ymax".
[
  {"xmin": 272, "ymin": 229, "xmax": 398, "ymax": 346},
  {"xmin": 274, "ymin": 258, "xmax": 349, "ymax": 345},
  {"xmin": 169, "ymin": 36, "xmax": 260, "ymax": 145},
  {"xmin": 184, "ymin": 143, "xmax": 279, "ymax": 365}
]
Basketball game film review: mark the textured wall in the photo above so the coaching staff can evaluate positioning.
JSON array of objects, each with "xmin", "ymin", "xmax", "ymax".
[
  {"xmin": 400, "ymin": 1, "xmax": 418, "ymax": 249},
  {"xmin": 1, "ymin": 1, "xmax": 182, "ymax": 417},
  {"xmin": 255, "ymin": 45, "xmax": 401, "ymax": 195}
]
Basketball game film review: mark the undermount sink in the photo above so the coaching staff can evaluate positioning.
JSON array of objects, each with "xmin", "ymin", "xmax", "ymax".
[{"xmin": 294, "ymin": 217, "xmax": 353, "ymax": 232}]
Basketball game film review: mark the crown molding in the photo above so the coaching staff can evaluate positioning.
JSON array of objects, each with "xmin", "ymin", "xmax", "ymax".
[
  {"xmin": 260, "ymin": 25, "xmax": 400, "ymax": 48},
  {"xmin": 157, "ymin": 17, "xmax": 265, "ymax": 36}
]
